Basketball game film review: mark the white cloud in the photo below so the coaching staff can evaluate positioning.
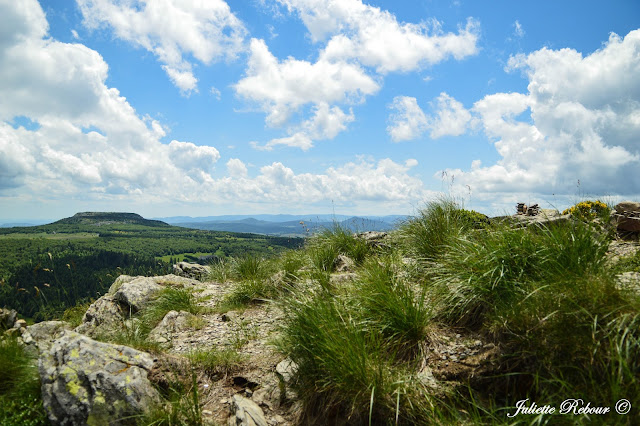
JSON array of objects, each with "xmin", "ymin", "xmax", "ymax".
[
  {"xmin": 235, "ymin": 38, "xmax": 378, "ymax": 127},
  {"xmin": 0, "ymin": 0, "xmax": 221, "ymax": 200},
  {"xmin": 226, "ymin": 158, "xmax": 248, "ymax": 177},
  {"xmin": 277, "ymin": 0, "xmax": 479, "ymax": 73},
  {"xmin": 513, "ymin": 20, "xmax": 524, "ymax": 38},
  {"xmin": 210, "ymin": 86, "xmax": 222, "ymax": 100},
  {"xmin": 387, "ymin": 93, "xmax": 472, "ymax": 141},
  {"xmin": 208, "ymin": 158, "xmax": 427, "ymax": 207},
  {"xmin": 440, "ymin": 29, "xmax": 640, "ymax": 202},
  {"xmin": 428, "ymin": 92, "xmax": 473, "ymax": 138},
  {"xmin": 237, "ymin": 1, "xmax": 479, "ymax": 149},
  {"xmin": 76, "ymin": 0, "xmax": 247, "ymax": 95},
  {"xmin": 71, "ymin": 29, "xmax": 79, "ymax": 39},
  {"xmin": 387, "ymin": 96, "xmax": 428, "ymax": 142}
]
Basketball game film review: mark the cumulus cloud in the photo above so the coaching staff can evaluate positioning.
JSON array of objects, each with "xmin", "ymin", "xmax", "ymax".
[
  {"xmin": 0, "ymin": 0, "xmax": 221, "ymax": 200},
  {"xmin": 76, "ymin": 0, "xmax": 247, "ymax": 95},
  {"xmin": 238, "ymin": 0, "xmax": 479, "ymax": 149},
  {"xmin": 387, "ymin": 96, "xmax": 428, "ymax": 142},
  {"xmin": 211, "ymin": 157, "xmax": 427, "ymax": 208},
  {"xmin": 235, "ymin": 38, "xmax": 378, "ymax": 127},
  {"xmin": 387, "ymin": 93, "xmax": 472, "ymax": 141},
  {"xmin": 277, "ymin": 0, "xmax": 479, "ymax": 73},
  {"xmin": 226, "ymin": 158, "xmax": 248, "ymax": 177},
  {"xmin": 439, "ymin": 29, "xmax": 640, "ymax": 203}
]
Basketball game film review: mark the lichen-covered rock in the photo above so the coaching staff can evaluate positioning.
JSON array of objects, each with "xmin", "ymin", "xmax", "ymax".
[
  {"xmin": 148, "ymin": 310, "xmax": 195, "ymax": 345},
  {"xmin": 173, "ymin": 262, "xmax": 211, "ymax": 280},
  {"xmin": 22, "ymin": 320, "xmax": 71, "ymax": 356},
  {"xmin": 75, "ymin": 294, "xmax": 125, "ymax": 337},
  {"xmin": 113, "ymin": 276, "xmax": 162, "ymax": 312},
  {"xmin": 108, "ymin": 275, "xmax": 137, "ymax": 294},
  {"xmin": 39, "ymin": 331, "xmax": 160, "ymax": 425},
  {"xmin": 228, "ymin": 394, "xmax": 268, "ymax": 426}
]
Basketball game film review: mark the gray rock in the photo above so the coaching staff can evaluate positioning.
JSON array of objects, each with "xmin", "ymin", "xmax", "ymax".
[
  {"xmin": 275, "ymin": 358, "xmax": 297, "ymax": 384},
  {"xmin": 173, "ymin": 262, "xmax": 211, "ymax": 280},
  {"xmin": 148, "ymin": 310, "xmax": 194, "ymax": 345},
  {"xmin": 228, "ymin": 394, "xmax": 268, "ymax": 426},
  {"xmin": 108, "ymin": 275, "xmax": 137, "ymax": 295},
  {"xmin": 113, "ymin": 276, "xmax": 162, "ymax": 312},
  {"xmin": 22, "ymin": 321, "xmax": 71, "ymax": 355},
  {"xmin": 0, "ymin": 308, "xmax": 18, "ymax": 330},
  {"xmin": 616, "ymin": 272, "xmax": 640, "ymax": 294},
  {"xmin": 75, "ymin": 294, "xmax": 125, "ymax": 337},
  {"xmin": 39, "ymin": 331, "xmax": 160, "ymax": 426},
  {"xmin": 334, "ymin": 254, "xmax": 355, "ymax": 273},
  {"xmin": 153, "ymin": 273, "xmax": 202, "ymax": 287}
]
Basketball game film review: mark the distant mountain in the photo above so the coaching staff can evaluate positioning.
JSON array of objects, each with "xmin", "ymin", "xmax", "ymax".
[
  {"xmin": 154, "ymin": 214, "xmax": 355, "ymax": 223},
  {"xmin": 172, "ymin": 215, "xmax": 405, "ymax": 236},
  {"xmin": 53, "ymin": 212, "xmax": 169, "ymax": 227}
]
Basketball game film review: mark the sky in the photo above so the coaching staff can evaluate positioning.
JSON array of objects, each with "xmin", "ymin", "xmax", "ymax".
[{"xmin": 1, "ymin": 0, "xmax": 639, "ymax": 221}]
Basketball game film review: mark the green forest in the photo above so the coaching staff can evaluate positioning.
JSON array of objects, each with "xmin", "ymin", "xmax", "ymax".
[{"xmin": 0, "ymin": 214, "xmax": 302, "ymax": 321}]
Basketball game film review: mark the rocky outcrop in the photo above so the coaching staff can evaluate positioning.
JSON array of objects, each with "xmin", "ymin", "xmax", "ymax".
[
  {"xmin": 355, "ymin": 231, "xmax": 390, "ymax": 249},
  {"xmin": 113, "ymin": 276, "xmax": 163, "ymax": 312},
  {"xmin": 228, "ymin": 394, "xmax": 268, "ymax": 426},
  {"xmin": 75, "ymin": 294, "xmax": 125, "ymax": 337},
  {"xmin": 173, "ymin": 262, "xmax": 211, "ymax": 280},
  {"xmin": 21, "ymin": 320, "xmax": 71, "ymax": 356},
  {"xmin": 148, "ymin": 310, "xmax": 195, "ymax": 346},
  {"xmin": 613, "ymin": 201, "xmax": 640, "ymax": 233},
  {"xmin": 39, "ymin": 331, "xmax": 160, "ymax": 425}
]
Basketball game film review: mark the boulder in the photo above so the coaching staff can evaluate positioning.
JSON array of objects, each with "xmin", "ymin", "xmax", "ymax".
[
  {"xmin": 22, "ymin": 320, "xmax": 71, "ymax": 356},
  {"xmin": 75, "ymin": 294, "xmax": 125, "ymax": 337},
  {"xmin": 0, "ymin": 308, "xmax": 18, "ymax": 330},
  {"xmin": 113, "ymin": 276, "xmax": 162, "ymax": 312},
  {"xmin": 39, "ymin": 331, "xmax": 160, "ymax": 426},
  {"xmin": 615, "ymin": 201, "xmax": 640, "ymax": 214},
  {"xmin": 613, "ymin": 201, "xmax": 640, "ymax": 233},
  {"xmin": 173, "ymin": 262, "xmax": 211, "ymax": 280},
  {"xmin": 617, "ymin": 216, "xmax": 640, "ymax": 232},
  {"xmin": 108, "ymin": 275, "xmax": 138, "ymax": 294},
  {"xmin": 148, "ymin": 310, "xmax": 195, "ymax": 345},
  {"xmin": 228, "ymin": 394, "xmax": 268, "ymax": 426}
]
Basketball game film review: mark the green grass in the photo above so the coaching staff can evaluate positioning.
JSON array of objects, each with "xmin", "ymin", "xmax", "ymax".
[
  {"xmin": 188, "ymin": 347, "xmax": 245, "ymax": 377},
  {"xmin": 0, "ymin": 337, "xmax": 48, "ymax": 426},
  {"xmin": 271, "ymin": 198, "xmax": 640, "ymax": 424},
  {"xmin": 396, "ymin": 197, "xmax": 482, "ymax": 261}
]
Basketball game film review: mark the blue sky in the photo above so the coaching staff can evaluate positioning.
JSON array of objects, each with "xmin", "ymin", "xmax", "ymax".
[{"xmin": 1, "ymin": 0, "xmax": 639, "ymax": 221}]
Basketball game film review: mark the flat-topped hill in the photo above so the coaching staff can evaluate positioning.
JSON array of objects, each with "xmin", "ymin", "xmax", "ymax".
[{"xmin": 53, "ymin": 212, "xmax": 169, "ymax": 227}]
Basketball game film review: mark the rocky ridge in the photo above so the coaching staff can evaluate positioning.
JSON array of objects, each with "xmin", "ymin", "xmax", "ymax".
[{"xmin": 3, "ymin": 201, "xmax": 640, "ymax": 425}]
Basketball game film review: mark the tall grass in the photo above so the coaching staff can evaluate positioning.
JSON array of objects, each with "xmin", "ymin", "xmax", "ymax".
[
  {"xmin": 433, "ymin": 220, "xmax": 610, "ymax": 328},
  {"xmin": 357, "ymin": 255, "xmax": 431, "ymax": 358},
  {"xmin": 396, "ymin": 198, "xmax": 482, "ymax": 261},
  {"xmin": 307, "ymin": 224, "xmax": 370, "ymax": 272},
  {"xmin": 0, "ymin": 337, "xmax": 48, "ymax": 425}
]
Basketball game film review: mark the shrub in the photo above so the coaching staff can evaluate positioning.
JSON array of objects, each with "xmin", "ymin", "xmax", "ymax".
[{"xmin": 562, "ymin": 200, "xmax": 610, "ymax": 222}]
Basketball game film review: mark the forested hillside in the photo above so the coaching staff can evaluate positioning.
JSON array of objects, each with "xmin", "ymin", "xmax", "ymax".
[{"xmin": 0, "ymin": 213, "xmax": 302, "ymax": 321}]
